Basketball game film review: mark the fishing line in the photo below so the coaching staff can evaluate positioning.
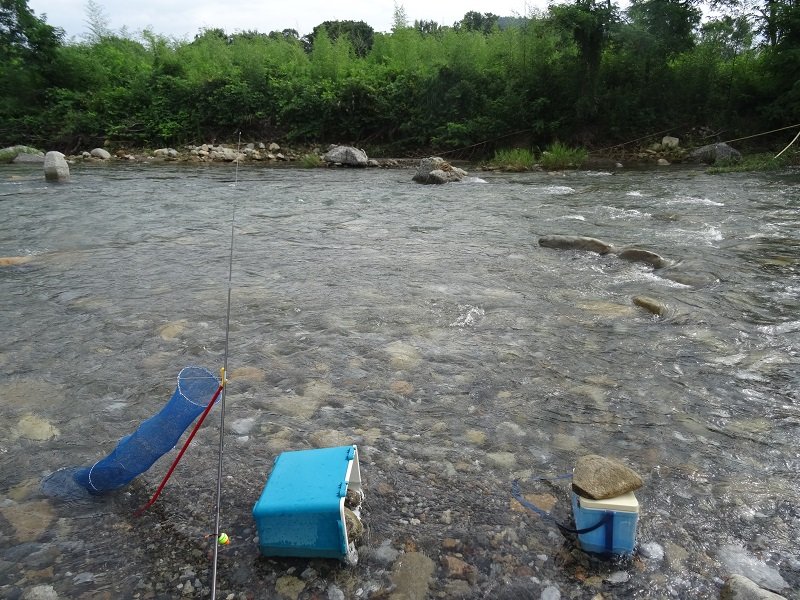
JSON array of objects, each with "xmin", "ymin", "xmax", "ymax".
[{"xmin": 210, "ymin": 131, "xmax": 241, "ymax": 600}]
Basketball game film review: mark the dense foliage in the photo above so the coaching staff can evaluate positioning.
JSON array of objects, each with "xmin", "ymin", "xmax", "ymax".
[{"xmin": 1, "ymin": 0, "xmax": 798, "ymax": 155}]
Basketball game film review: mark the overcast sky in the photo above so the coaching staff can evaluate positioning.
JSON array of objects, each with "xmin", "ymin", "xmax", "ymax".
[{"xmin": 28, "ymin": 0, "xmax": 547, "ymax": 42}]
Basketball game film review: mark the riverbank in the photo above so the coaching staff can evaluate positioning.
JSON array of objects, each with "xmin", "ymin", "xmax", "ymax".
[{"xmin": 3, "ymin": 139, "xmax": 797, "ymax": 174}]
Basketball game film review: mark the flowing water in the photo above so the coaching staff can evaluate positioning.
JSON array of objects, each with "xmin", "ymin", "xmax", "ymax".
[{"xmin": 0, "ymin": 162, "xmax": 798, "ymax": 599}]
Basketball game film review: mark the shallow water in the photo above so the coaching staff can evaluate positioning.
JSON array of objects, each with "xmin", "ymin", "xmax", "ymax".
[{"xmin": 1, "ymin": 162, "xmax": 798, "ymax": 599}]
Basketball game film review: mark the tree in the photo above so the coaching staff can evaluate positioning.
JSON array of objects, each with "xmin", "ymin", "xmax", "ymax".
[
  {"xmin": 392, "ymin": 2, "xmax": 409, "ymax": 32},
  {"xmin": 269, "ymin": 28, "xmax": 300, "ymax": 42},
  {"xmin": 414, "ymin": 20, "xmax": 443, "ymax": 36},
  {"xmin": 303, "ymin": 20, "xmax": 374, "ymax": 57},
  {"xmin": 1, "ymin": 0, "xmax": 62, "ymax": 64},
  {"xmin": 457, "ymin": 11, "xmax": 500, "ymax": 34},
  {"xmin": 627, "ymin": 0, "xmax": 701, "ymax": 56},
  {"xmin": 83, "ymin": 0, "xmax": 111, "ymax": 42},
  {"xmin": 549, "ymin": 0, "xmax": 617, "ymax": 118},
  {"xmin": 700, "ymin": 15, "xmax": 753, "ymax": 58},
  {"xmin": 0, "ymin": 0, "xmax": 63, "ymax": 122}
]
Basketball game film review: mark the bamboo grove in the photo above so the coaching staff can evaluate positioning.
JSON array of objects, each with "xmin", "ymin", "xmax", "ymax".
[{"xmin": 1, "ymin": 0, "xmax": 798, "ymax": 154}]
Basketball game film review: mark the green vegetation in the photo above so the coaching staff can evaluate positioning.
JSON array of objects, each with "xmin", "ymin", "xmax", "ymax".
[
  {"xmin": 300, "ymin": 153, "xmax": 323, "ymax": 168},
  {"xmin": 539, "ymin": 143, "xmax": 588, "ymax": 170},
  {"xmin": 490, "ymin": 148, "xmax": 535, "ymax": 171},
  {"xmin": 707, "ymin": 152, "xmax": 798, "ymax": 173},
  {"xmin": 1, "ymin": 0, "xmax": 799, "ymax": 157}
]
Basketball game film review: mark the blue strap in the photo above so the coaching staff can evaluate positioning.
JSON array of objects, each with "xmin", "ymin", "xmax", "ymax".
[
  {"xmin": 604, "ymin": 510, "xmax": 614, "ymax": 552},
  {"xmin": 511, "ymin": 479, "xmax": 611, "ymax": 537}
]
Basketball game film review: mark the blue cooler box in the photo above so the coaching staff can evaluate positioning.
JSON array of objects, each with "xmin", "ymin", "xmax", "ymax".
[
  {"xmin": 252, "ymin": 445, "xmax": 363, "ymax": 561},
  {"xmin": 571, "ymin": 491, "xmax": 639, "ymax": 555}
]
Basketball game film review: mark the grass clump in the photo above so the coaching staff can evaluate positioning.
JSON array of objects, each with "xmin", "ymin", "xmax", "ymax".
[
  {"xmin": 490, "ymin": 147, "xmax": 536, "ymax": 171},
  {"xmin": 707, "ymin": 151, "xmax": 797, "ymax": 173},
  {"xmin": 539, "ymin": 142, "xmax": 588, "ymax": 170},
  {"xmin": 300, "ymin": 153, "xmax": 323, "ymax": 168}
]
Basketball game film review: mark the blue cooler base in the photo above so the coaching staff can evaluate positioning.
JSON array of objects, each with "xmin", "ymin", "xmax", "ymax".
[
  {"xmin": 571, "ymin": 492, "xmax": 638, "ymax": 555},
  {"xmin": 252, "ymin": 445, "xmax": 362, "ymax": 561}
]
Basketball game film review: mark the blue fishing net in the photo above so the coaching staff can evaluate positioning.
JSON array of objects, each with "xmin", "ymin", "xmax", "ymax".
[{"xmin": 69, "ymin": 366, "xmax": 220, "ymax": 494}]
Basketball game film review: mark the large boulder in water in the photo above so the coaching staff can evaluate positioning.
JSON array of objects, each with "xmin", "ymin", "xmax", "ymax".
[
  {"xmin": 412, "ymin": 157, "xmax": 467, "ymax": 184},
  {"xmin": 44, "ymin": 151, "xmax": 70, "ymax": 182},
  {"xmin": 572, "ymin": 454, "xmax": 643, "ymax": 500},
  {"xmin": 688, "ymin": 142, "xmax": 741, "ymax": 164},
  {"xmin": 323, "ymin": 145, "xmax": 369, "ymax": 167}
]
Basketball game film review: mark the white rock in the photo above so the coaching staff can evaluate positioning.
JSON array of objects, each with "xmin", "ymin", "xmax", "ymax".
[
  {"xmin": 662, "ymin": 136, "xmax": 680, "ymax": 148},
  {"xmin": 44, "ymin": 151, "xmax": 69, "ymax": 182}
]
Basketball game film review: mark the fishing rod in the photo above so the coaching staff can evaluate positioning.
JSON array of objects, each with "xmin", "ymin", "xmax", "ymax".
[{"xmin": 210, "ymin": 131, "xmax": 241, "ymax": 600}]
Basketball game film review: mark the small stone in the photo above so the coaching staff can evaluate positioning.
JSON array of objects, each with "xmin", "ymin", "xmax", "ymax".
[
  {"xmin": 662, "ymin": 136, "xmax": 679, "ymax": 148},
  {"xmin": 22, "ymin": 584, "xmax": 58, "ymax": 600},
  {"xmin": 344, "ymin": 507, "xmax": 363, "ymax": 542},
  {"xmin": 275, "ymin": 575, "xmax": 305, "ymax": 600},
  {"xmin": 440, "ymin": 555, "xmax": 477, "ymax": 585},
  {"xmin": 604, "ymin": 571, "xmax": 631, "ymax": 584},
  {"xmin": 326, "ymin": 585, "xmax": 345, "ymax": 600},
  {"xmin": 639, "ymin": 541, "xmax": 664, "ymax": 561},
  {"xmin": 541, "ymin": 586, "xmax": 561, "ymax": 600}
]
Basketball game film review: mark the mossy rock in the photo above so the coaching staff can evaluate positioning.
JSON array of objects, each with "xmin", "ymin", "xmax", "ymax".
[{"xmin": 0, "ymin": 145, "xmax": 43, "ymax": 164}]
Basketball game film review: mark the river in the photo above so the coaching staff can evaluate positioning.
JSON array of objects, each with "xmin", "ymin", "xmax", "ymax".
[{"xmin": 0, "ymin": 161, "xmax": 798, "ymax": 599}]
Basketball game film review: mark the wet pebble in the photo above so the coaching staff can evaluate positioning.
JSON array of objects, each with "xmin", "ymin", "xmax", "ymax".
[
  {"xmin": 327, "ymin": 584, "xmax": 345, "ymax": 600},
  {"xmin": 639, "ymin": 541, "xmax": 665, "ymax": 561},
  {"xmin": 604, "ymin": 571, "xmax": 631, "ymax": 584},
  {"xmin": 22, "ymin": 585, "xmax": 58, "ymax": 600},
  {"xmin": 541, "ymin": 585, "xmax": 561, "ymax": 599}
]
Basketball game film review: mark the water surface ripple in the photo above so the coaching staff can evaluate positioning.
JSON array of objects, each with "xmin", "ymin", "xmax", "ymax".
[{"xmin": 1, "ymin": 163, "xmax": 798, "ymax": 599}]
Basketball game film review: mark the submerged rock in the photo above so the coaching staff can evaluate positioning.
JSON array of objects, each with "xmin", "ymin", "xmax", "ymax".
[
  {"xmin": 0, "ymin": 255, "xmax": 34, "ymax": 267},
  {"xmin": 538, "ymin": 235, "xmax": 614, "ymax": 255},
  {"xmin": 15, "ymin": 414, "xmax": 60, "ymax": 441},
  {"xmin": 633, "ymin": 295, "xmax": 667, "ymax": 317},
  {"xmin": 390, "ymin": 552, "xmax": 435, "ymax": 600},
  {"xmin": 44, "ymin": 151, "xmax": 69, "ymax": 182},
  {"xmin": 572, "ymin": 454, "xmax": 643, "ymax": 500},
  {"xmin": 720, "ymin": 574, "xmax": 787, "ymax": 600},
  {"xmin": 719, "ymin": 575, "xmax": 786, "ymax": 600},
  {"xmin": 718, "ymin": 544, "xmax": 789, "ymax": 592},
  {"xmin": 412, "ymin": 157, "xmax": 467, "ymax": 184},
  {"xmin": 618, "ymin": 248, "xmax": 669, "ymax": 269}
]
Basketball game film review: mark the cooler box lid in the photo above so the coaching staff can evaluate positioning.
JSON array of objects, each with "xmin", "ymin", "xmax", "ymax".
[{"xmin": 577, "ymin": 491, "xmax": 639, "ymax": 513}]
